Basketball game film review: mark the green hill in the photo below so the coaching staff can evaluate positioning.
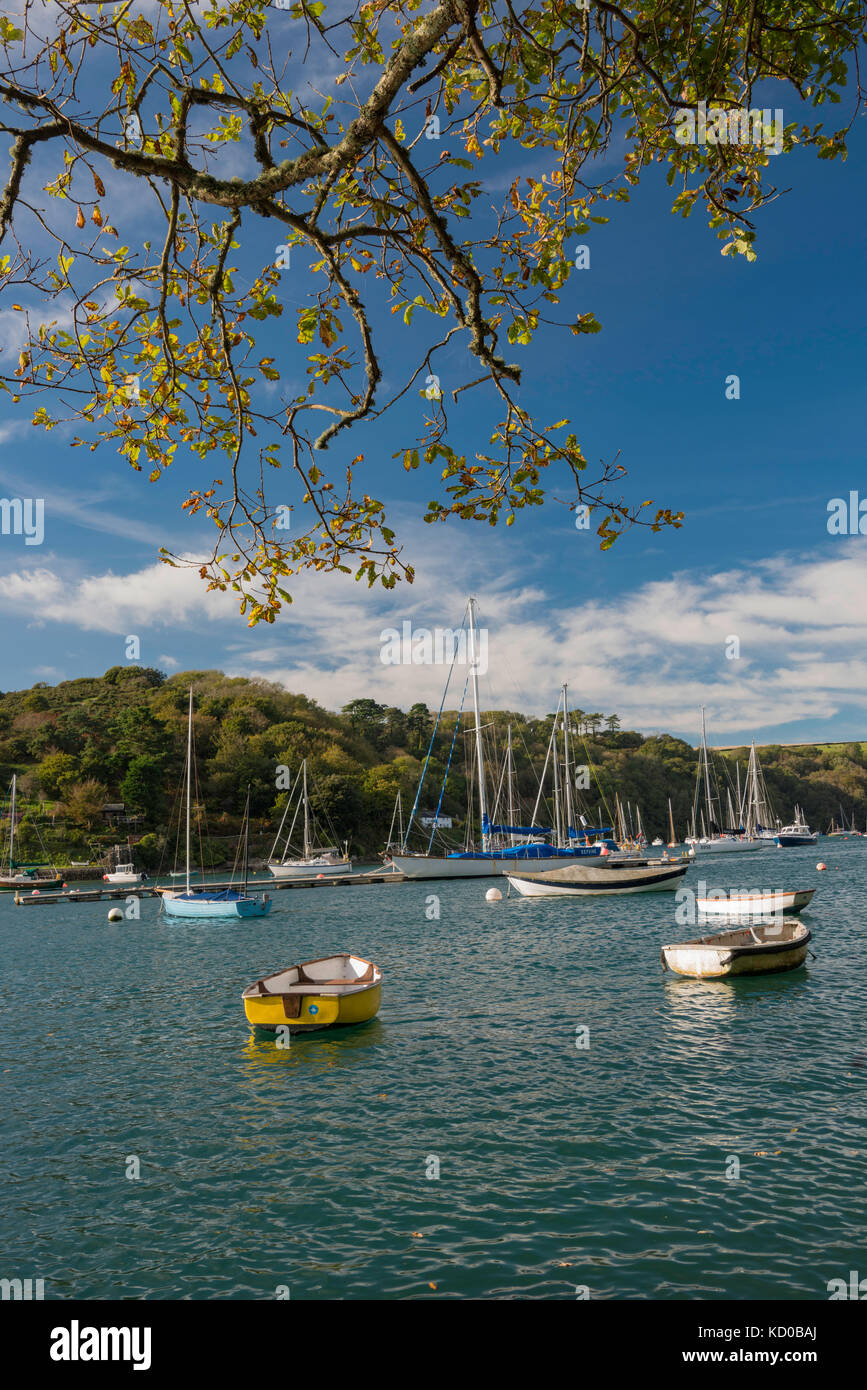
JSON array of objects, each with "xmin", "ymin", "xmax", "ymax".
[{"xmin": 0, "ymin": 667, "xmax": 864, "ymax": 865}]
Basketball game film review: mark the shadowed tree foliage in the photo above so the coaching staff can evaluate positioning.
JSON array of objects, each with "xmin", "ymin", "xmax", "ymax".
[
  {"xmin": 0, "ymin": 1, "xmax": 864, "ymax": 619},
  {"xmin": 0, "ymin": 668, "xmax": 866, "ymax": 853}
]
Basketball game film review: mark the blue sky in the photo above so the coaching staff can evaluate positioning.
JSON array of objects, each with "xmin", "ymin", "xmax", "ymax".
[{"xmin": 0, "ymin": 7, "xmax": 865, "ymax": 746}]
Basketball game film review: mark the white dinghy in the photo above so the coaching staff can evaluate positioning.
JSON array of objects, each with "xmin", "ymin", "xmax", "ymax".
[
  {"xmin": 662, "ymin": 919, "xmax": 812, "ymax": 978},
  {"xmin": 697, "ymin": 888, "xmax": 815, "ymax": 918}
]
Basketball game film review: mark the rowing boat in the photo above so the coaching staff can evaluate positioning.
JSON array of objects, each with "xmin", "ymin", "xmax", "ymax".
[
  {"xmin": 506, "ymin": 858, "xmax": 688, "ymax": 897},
  {"xmin": 242, "ymin": 953, "xmax": 382, "ymax": 1033},
  {"xmin": 661, "ymin": 919, "xmax": 812, "ymax": 978},
  {"xmin": 697, "ymin": 888, "xmax": 815, "ymax": 917}
]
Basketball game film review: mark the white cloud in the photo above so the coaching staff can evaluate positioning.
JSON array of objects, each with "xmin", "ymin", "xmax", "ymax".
[{"xmin": 2, "ymin": 532, "xmax": 867, "ymax": 737}]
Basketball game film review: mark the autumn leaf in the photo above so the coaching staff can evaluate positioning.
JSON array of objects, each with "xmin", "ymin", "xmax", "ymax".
[{"xmin": 75, "ymin": 206, "xmax": 85, "ymax": 228}]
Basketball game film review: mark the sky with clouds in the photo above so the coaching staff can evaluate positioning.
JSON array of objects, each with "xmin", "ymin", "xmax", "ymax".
[{"xmin": 0, "ymin": 3, "xmax": 865, "ymax": 747}]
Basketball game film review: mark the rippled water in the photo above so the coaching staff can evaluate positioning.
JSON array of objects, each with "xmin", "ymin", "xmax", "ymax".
[{"xmin": 2, "ymin": 845, "xmax": 865, "ymax": 1300}]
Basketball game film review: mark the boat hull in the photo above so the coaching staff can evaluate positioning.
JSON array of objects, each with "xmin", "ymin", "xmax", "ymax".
[
  {"xmin": 687, "ymin": 838, "xmax": 764, "ymax": 855},
  {"xmin": 698, "ymin": 888, "xmax": 815, "ymax": 917},
  {"xmin": 507, "ymin": 862, "xmax": 688, "ymax": 896},
  {"xmin": 243, "ymin": 954, "xmax": 382, "ymax": 1033},
  {"xmin": 162, "ymin": 892, "xmax": 272, "ymax": 919},
  {"xmin": 662, "ymin": 921, "xmax": 811, "ymax": 978},
  {"xmin": 388, "ymin": 849, "xmax": 636, "ymax": 880},
  {"xmin": 245, "ymin": 981, "xmax": 381, "ymax": 1033},
  {"xmin": 0, "ymin": 876, "xmax": 63, "ymax": 892},
  {"xmin": 775, "ymin": 833, "xmax": 818, "ymax": 847},
  {"xmin": 268, "ymin": 859, "xmax": 350, "ymax": 880}
]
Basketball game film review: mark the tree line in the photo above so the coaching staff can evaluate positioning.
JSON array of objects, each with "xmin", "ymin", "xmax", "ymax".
[{"xmin": 0, "ymin": 667, "xmax": 864, "ymax": 865}]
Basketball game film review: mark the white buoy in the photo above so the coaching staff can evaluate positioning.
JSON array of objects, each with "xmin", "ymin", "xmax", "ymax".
[
  {"xmin": 107, "ymin": 907, "xmax": 124, "ymax": 921},
  {"xmin": 485, "ymin": 887, "xmax": 503, "ymax": 902},
  {"xmin": 816, "ymin": 862, "xmax": 827, "ymax": 872}
]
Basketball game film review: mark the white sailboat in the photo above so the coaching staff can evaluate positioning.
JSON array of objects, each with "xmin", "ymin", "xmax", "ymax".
[
  {"xmin": 268, "ymin": 760, "xmax": 351, "ymax": 879},
  {"xmin": 741, "ymin": 742, "xmax": 780, "ymax": 842},
  {"xmin": 685, "ymin": 708, "xmax": 762, "ymax": 855},
  {"xmin": 161, "ymin": 690, "xmax": 272, "ymax": 919},
  {"xmin": 388, "ymin": 601, "xmax": 626, "ymax": 879}
]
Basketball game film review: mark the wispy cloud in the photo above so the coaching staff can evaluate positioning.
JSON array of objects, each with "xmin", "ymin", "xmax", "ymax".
[{"xmin": 1, "ymin": 525, "xmax": 867, "ymax": 738}]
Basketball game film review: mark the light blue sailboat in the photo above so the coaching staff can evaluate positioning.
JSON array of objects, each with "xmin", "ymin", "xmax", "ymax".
[{"xmin": 161, "ymin": 690, "xmax": 272, "ymax": 920}]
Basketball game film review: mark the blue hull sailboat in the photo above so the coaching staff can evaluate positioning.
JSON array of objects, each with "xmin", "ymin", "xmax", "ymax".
[
  {"xmin": 163, "ymin": 887, "xmax": 271, "ymax": 919},
  {"xmin": 161, "ymin": 691, "xmax": 271, "ymax": 920}
]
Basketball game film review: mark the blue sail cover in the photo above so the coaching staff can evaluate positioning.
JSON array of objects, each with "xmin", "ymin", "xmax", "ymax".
[{"xmin": 447, "ymin": 839, "xmax": 621, "ymax": 861}]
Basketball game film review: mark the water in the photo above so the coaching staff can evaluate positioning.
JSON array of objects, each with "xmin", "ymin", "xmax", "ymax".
[{"xmin": 2, "ymin": 846, "xmax": 865, "ymax": 1300}]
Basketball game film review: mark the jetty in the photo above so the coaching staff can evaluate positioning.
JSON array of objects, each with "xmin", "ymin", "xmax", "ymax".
[{"xmin": 12, "ymin": 869, "xmax": 406, "ymax": 906}]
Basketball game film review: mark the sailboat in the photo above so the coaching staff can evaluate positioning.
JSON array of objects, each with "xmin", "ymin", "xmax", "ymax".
[
  {"xmin": 741, "ymin": 743, "xmax": 780, "ymax": 843},
  {"xmin": 388, "ymin": 600, "xmax": 624, "ymax": 879},
  {"xmin": 685, "ymin": 708, "xmax": 762, "ymax": 855},
  {"xmin": 267, "ymin": 760, "xmax": 351, "ymax": 879},
  {"xmin": 826, "ymin": 805, "xmax": 860, "ymax": 837},
  {"xmin": 0, "ymin": 775, "xmax": 63, "ymax": 891},
  {"xmin": 667, "ymin": 797, "xmax": 679, "ymax": 849},
  {"xmin": 160, "ymin": 690, "xmax": 272, "ymax": 919}
]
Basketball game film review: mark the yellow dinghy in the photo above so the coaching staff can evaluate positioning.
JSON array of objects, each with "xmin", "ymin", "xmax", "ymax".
[
  {"xmin": 242, "ymin": 953, "xmax": 382, "ymax": 1033},
  {"xmin": 661, "ymin": 919, "xmax": 812, "ymax": 979}
]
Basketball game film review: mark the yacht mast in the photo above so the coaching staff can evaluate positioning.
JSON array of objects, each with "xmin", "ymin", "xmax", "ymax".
[
  {"xmin": 468, "ymin": 598, "xmax": 489, "ymax": 851},
  {"xmin": 700, "ymin": 706, "xmax": 714, "ymax": 833},
  {"xmin": 562, "ymin": 684, "xmax": 574, "ymax": 847},
  {"xmin": 185, "ymin": 688, "xmax": 193, "ymax": 894},
  {"xmin": 506, "ymin": 724, "xmax": 515, "ymax": 845},
  {"xmin": 551, "ymin": 696, "xmax": 563, "ymax": 847},
  {"xmin": 302, "ymin": 759, "xmax": 310, "ymax": 858},
  {"xmin": 9, "ymin": 772, "xmax": 16, "ymax": 873}
]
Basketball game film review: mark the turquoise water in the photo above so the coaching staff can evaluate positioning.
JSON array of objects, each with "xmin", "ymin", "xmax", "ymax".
[{"xmin": 2, "ymin": 846, "xmax": 865, "ymax": 1300}]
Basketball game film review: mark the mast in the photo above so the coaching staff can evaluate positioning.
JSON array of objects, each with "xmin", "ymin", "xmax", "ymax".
[
  {"xmin": 468, "ymin": 597, "xmax": 489, "ymax": 850},
  {"xmin": 302, "ymin": 759, "xmax": 310, "ymax": 858},
  {"xmin": 551, "ymin": 714, "xmax": 562, "ymax": 845},
  {"xmin": 562, "ymin": 684, "xmax": 574, "ymax": 846},
  {"xmin": 185, "ymin": 688, "xmax": 193, "ymax": 894},
  {"xmin": 242, "ymin": 786, "xmax": 251, "ymax": 895},
  {"xmin": 668, "ymin": 796, "xmax": 676, "ymax": 846},
  {"xmin": 700, "ymin": 706, "xmax": 714, "ymax": 833},
  {"xmin": 9, "ymin": 773, "xmax": 16, "ymax": 872},
  {"xmin": 506, "ymin": 724, "xmax": 515, "ymax": 845}
]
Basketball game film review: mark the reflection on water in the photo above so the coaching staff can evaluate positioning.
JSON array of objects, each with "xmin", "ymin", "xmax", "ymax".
[{"xmin": 240, "ymin": 1018, "xmax": 385, "ymax": 1078}]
